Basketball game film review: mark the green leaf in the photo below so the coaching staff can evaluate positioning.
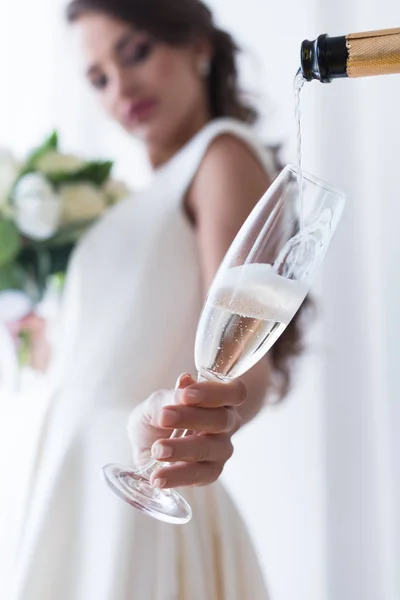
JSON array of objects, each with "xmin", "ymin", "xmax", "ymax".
[
  {"xmin": 9, "ymin": 131, "xmax": 59, "ymax": 197},
  {"xmin": 17, "ymin": 246, "xmax": 51, "ymax": 300},
  {"xmin": 25, "ymin": 131, "xmax": 59, "ymax": 169},
  {"xmin": 0, "ymin": 262, "xmax": 27, "ymax": 292},
  {"xmin": 47, "ymin": 161, "xmax": 113, "ymax": 187},
  {"xmin": 47, "ymin": 244, "xmax": 74, "ymax": 274},
  {"xmin": 17, "ymin": 243, "xmax": 74, "ymax": 300},
  {"xmin": 0, "ymin": 220, "xmax": 22, "ymax": 266}
]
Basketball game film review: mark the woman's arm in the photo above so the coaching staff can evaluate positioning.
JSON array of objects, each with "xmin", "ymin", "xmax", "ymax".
[
  {"xmin": 186, "ymin": 133, "xmax": 274, "ymax": 424},
  {"xmin": 128, "ymin": 135, "xmax": 275, "ymax": 489}
]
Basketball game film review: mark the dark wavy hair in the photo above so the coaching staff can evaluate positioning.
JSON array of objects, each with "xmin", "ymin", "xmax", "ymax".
[{"xmin": 66, "ymin": 0, "xmax": 310, "ymax": 399}]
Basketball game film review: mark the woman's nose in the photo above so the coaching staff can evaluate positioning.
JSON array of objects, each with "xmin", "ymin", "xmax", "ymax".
[{"xmin": 111, "ymin": 67, "xmax": 139, "ymax": 101}]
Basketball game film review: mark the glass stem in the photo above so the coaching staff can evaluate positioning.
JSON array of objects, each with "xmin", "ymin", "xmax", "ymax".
[{"xmin": 134, "ymin": 373, "xmax": 205, "ymax": 481}]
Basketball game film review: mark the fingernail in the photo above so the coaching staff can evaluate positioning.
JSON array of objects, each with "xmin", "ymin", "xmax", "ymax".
[
  {"xmin": 152, "ymin": 478, "xmax": 167, "ymax": 489},
  {"xmin": 159, "ymin": 408, "xmax": 180, "ymax": 427},
  {"xmin": 183, "ymin": 389, "xmax": 203, "ymax": 405},
  {"xmin": 152, "ymin": 442, "xmax": 173, "ymax": 459},
  {"xmin": 175, "ymin": 373, "xmax": 192, "ymax": 389}
]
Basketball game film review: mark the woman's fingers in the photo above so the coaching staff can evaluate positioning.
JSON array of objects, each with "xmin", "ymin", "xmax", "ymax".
[
  {"xmin": 143, "ymin": 374, "xmax": 193, "ymax": 430},
  {"xmin": 150, "ymin": 460, "xmax": 225, "ymax": 489},
  {"xmin": 158, "ymin": 405, "xmax": 241, "ymax": 434},
  {"xmin": 176, "ymin": 377, "xmax": 247, "ymax": 408},
  {"xmin": 151, "ymin": 433, "xmax": 233, "ymax": 464},
  {"xmin": 175, "ymin": 372, "xmax": 196, "ymax": 391},
  {"xmin": 135, "ymin": 373, "xmax": 247, "ymax": 489}
]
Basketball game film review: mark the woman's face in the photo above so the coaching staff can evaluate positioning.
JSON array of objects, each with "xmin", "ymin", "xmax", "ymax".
[{"xmin": 72, "ymin": 12, "xmax": 211, "ymax": 148}]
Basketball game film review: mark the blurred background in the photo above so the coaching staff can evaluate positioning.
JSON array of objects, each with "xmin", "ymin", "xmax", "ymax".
[{"xmin": 0, "ymin": 1, "xmax": 399, "ymax": 599}]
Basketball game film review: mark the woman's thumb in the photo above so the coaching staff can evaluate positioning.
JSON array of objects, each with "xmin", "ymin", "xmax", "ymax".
[{"xmin": 175, "ymin": 372, "xmax": 196, "ymax": 390}]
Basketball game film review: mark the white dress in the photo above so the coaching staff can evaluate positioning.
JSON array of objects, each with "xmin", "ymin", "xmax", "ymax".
[{"xmin": 9, "ymin": 118, "xmax": 274, "ymax": 600}]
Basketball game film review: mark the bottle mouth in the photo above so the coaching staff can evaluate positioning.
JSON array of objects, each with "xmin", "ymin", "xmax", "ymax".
[
  {"xmin": 300, "ymin": 39, "xmax": 315, "ymax": 81},
  {"xmin": 301, "ymin": 34, "xmax": 334, "ymax": 82},
  {"xmin": 301, "ymin": 34, "xmax": 349, "ymax": 83}
]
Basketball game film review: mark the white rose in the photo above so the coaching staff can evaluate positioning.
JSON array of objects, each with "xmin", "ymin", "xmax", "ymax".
[
  {"xmin": 0, "ymin": 149, "xmax": 19, "ymax": 208},
  {"xmin": 35, "ymin": 151, "xmax": 86, "ymax": 175},
  {"xmin": 60, "ymin": 183, "xmax": 106, "ymax": 224},
  {"xmin": 102, "ymin": 179, "xmax": 129, "ymax": 205},
  {"xmin": 14, "ymin": 173, "xmax": 62, "ymax": 240}
]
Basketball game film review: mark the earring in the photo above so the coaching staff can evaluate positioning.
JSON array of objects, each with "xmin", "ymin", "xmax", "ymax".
[{"xmin": 198, "ymin": 58, "xmax": 211, "ymax": 77}]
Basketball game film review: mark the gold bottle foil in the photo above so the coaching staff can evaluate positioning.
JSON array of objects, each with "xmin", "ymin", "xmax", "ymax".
[{"xmin": 346, "ymin": 27, "xmax": 400, "ymax": 78}]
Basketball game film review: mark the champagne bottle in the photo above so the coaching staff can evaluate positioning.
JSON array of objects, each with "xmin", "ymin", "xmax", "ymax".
[{"xmin": 300, "ymin": 27, "xmax": 400, "ymax": 82}]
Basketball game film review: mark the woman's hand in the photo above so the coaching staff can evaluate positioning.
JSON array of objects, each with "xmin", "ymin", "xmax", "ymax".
[{"xmin": 127, "ymin": 373, "xmax": 246, "ymax": 489}]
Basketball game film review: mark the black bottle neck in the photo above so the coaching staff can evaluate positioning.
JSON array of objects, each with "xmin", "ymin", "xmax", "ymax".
[{"xmin": 301, "ymin": 34, "xmax": 349, "ymax": 82}]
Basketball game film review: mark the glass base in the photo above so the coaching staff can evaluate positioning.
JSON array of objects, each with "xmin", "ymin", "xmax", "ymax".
[{"xmin": 102, "ymin": 464, "xmax": 192, "ymax": 525}]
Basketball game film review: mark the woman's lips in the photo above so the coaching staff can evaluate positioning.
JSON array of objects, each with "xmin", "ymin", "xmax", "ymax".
[{"xmin": 124, "ymin": 98, "xmax": 157, "ymax": 125}]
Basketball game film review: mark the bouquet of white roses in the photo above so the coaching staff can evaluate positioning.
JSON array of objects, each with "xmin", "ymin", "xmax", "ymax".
[{"xmin": 0, "ymin": 131, "xmax": 128, "ymax": 367}]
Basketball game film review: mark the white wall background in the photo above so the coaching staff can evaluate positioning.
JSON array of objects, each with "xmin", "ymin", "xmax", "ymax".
[{"xmin": 0, "ymin": 2, "xmax": 399, "ymax": 600}]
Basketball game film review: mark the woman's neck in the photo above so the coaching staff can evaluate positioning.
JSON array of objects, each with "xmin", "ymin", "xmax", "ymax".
[{"xmin": 148, "ymin": 108, "xmax": 212, "ymax": 169}]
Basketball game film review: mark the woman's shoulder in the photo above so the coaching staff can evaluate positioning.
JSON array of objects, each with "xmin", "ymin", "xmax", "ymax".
[
  {"xmin": 193, "ymin": 117, "xmax": 276, "ymax": 178},
  {"xmin": 152, "ymin": 117, "xmax": 276, "ymax": 213},
  {"xmin": 198, "ymin": 117, "xmax": 264, "ymax": 149},
  {"xmin": 173, "ymin": 118, "xmax": 273, "ymax": 186},
  {"xmin": 200, "ymin": 116, "xmax": 258, "ymax": 138},
  {"xmin": 190, "ymin": 119, "xmax": 273, "ymax": 208}
]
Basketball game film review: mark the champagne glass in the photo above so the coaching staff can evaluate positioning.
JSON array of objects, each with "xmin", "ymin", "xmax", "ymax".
[{"xmin": 102, "ymin": 165, "xmax": 346, "ymax": 525}]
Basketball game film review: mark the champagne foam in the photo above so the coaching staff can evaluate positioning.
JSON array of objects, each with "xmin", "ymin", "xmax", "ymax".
[{"xmin": 212, "ymin": 263, "xmax": 307, "ymax": 323}]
